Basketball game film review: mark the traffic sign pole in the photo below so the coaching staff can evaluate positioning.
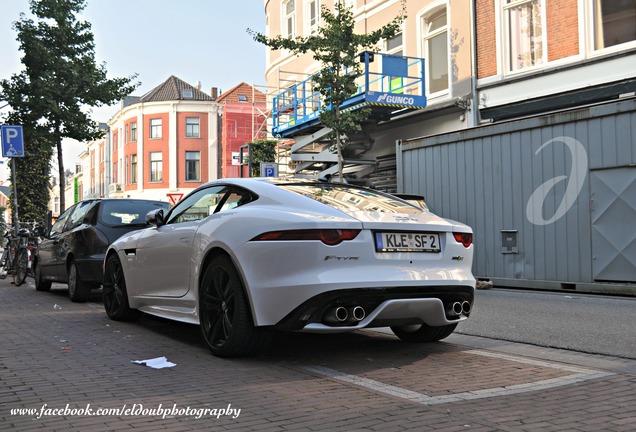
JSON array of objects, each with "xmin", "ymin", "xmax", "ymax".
[
  {"xmin": 11, "ymin": 158, "xmax": 20, "ymax": 234},
  {"xmin": 1, "ymin": 125, "xmax": 25, "ymax": 235}
]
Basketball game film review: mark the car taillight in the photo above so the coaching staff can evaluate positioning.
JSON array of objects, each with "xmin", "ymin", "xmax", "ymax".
[
  {"xmin": 251, "ymin": 229, "xmax": 360, "ymax": 246},
  {"xmin": 453, "ymin": 232, "xmax": 473, "ymax": 248}
]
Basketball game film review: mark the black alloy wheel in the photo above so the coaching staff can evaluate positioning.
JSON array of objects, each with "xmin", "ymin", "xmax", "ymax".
[
  {"xmin": 199, "ymin": 255, "xmax": 270, "ymax": 357},
  {"xmin": 103, "ymin": 254, "xmax": 140, "ymax": 321}
]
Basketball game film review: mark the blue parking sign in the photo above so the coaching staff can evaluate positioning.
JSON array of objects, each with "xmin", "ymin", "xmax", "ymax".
[
  {"xmin": 260, "ymin": 162, "xmax": 278, "ymax": 177},
  {"xmin": 1, "ymin": 125, "xmax": 25, "ymax": 158}
]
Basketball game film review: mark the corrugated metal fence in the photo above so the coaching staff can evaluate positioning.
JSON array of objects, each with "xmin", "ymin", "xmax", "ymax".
[{"xmin": 398, "ymin": 98, "xmax": 636, "ymax": 292}]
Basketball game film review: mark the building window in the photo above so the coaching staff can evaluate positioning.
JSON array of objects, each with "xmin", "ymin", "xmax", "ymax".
[
  {"xmin": 504, "ymin": 0, "xmax": 544, "ymax": 72},
  {"xmin": 113, "ymin": 161, "xmax": 117, "ymax": 184},
  {"xmin": 386, "ymin": 32, "xmax": 403, "ymax": 55},
  {"xmin": 237, "ymin": 94, "xmax": 248, "ymax": 102},
  {"xmin": 131, "ymin": 122, "xmax": 137, "ymax": 142},
  {"xmin": 305, "ymin": 0, "xmax": 320, "ymax": 35},
  {"xmin": 150, "ymin": 118, "xmax": 162, "ymax": 139},
  {"xmin": 593, "ymin": 0, "xmax": 636, "ymax": 50},
  {"xmin": 130, "ymin": 154, "xmax": 137, "ymax": 184},
  {"xmin": 185, "ymin": 117, "xmax": 200, "ymax": 138},
  {"xmin": 150, "ymin": 152, "xmax": 163, "ymax": 182},
  {"xmin": 283, "ymin": 0, "xmax": 296, "ymax": 38},
  {"xmin": 185, "ymin": 151, "xmax": 200, "ymax": 181},
  {"xmin": 422, "ymin": 7, "xmax": 449, "ymax": 94}
]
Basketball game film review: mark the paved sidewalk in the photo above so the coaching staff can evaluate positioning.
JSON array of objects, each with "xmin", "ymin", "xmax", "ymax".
[{"xmin": 1, "ymin": 279, "xmax": 635, "ymax": 431}]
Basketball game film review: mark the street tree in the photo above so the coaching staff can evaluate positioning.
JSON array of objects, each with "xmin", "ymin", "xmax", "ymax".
[
  {"xmin": 246, "ymin": 139, "xmax": 278, "ymax": 177},
  {"xmin": 0, "ymin": 0, "xmax": 138, "ymax": 213},
  {"xmin": 248, "ymin": 1, "xmax": 406, "ymax": 180},
  {"xmin": 1, "ymin": 107, "xmax": 54, "ymax": 226}
]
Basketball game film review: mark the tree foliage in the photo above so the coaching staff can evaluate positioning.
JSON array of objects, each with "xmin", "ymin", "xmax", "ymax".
[
  {"xmin": 247, "ymin": 140, "xmax": 278, "ymax": 177},
  {"xmin": 10, "ymin": 138, "xmax": 53, "ymax": 225},
  {"xmin": 248, "ymin": 1, "xmax": 406, "ymax": 180},
  {"xmin": 1, "ymin": 98, "xmax": 54, "ymax": 226},
  {"xmin": 0, "ymin": 0, "xmax": 138, "ymax": 214}
]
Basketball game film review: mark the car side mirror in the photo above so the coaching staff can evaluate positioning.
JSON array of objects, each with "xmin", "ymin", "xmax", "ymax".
[{"xmin": 146, "ymin": 209, "xmax": 165, "ymax": 227}]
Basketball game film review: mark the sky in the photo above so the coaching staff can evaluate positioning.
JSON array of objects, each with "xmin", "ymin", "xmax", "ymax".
[{"xmin": 0, "ymin": 0, "xmax": 267, "ymax": 182}]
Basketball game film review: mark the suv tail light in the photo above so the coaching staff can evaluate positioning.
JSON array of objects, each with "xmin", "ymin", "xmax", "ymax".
[
  {"xmin": 251, "ymin": 229, "xmax": 360, "ymax": 246},
  {"xmin": 453, "ymin": 232, "xmax": 473, "ymax": 248}
]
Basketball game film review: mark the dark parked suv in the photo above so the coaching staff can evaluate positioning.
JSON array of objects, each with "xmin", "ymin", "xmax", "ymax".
[{"xmin": 34, "ymin": 198, "xmax": 169, "ymax": 302}]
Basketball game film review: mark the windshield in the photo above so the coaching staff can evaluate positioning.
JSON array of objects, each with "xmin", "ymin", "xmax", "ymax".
[{"xmin": 279, "ymin": 183, "xmax": 422, "ymax": 214}]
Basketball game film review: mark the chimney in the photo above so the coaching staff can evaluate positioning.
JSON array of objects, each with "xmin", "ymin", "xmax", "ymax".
[{"xmin": 211, "ymin": 87, "xmax": 218, "ymax": 100}]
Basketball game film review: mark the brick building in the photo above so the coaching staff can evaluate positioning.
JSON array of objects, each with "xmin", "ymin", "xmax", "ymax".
[
  {"xmin": 71, "ymin": 77, "xmax": 265, "ymax": 206},
  {"xmin": 217, "ymin": 82, "xmax": 267, "ymax": 178}
]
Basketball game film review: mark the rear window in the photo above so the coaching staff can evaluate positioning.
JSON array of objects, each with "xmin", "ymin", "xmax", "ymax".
[
  {"xmin": 99, "ymin": 200, "xmax": 169, "ymax": 226},
  {"xmin": 279, "ymin": 183, "xmax": 422, "ymax": 214}
]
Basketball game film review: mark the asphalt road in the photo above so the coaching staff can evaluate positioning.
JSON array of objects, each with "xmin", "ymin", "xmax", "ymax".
[{"xmin": 456, "ymin": 288, "xmax": 636, "ymax": 359}]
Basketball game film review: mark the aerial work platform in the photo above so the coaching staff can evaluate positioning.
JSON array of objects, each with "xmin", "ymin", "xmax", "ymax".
[{"xmin": 272, "ymin": 51, "xmax": 428, "ymax": 138}]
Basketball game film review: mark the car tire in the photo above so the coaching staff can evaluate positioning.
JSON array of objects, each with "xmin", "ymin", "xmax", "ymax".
[
  {"xmin": 199, "ymin": 255, "xmax": 271, "ymax": 357},
  {"xmin": 67, "ymin": 259, "xmax": 90, "ymax": 302},
  {"xmin": 391, "ymin": 323, "xmax": 458, "ymax": 343},
  {"xmin": 34, "ymin": 261, "xmax": 52, "ymax": 292},
  {"xmin": 103, "ymin": 254, "xmax": 141, "ymax": 321},
  {"xmin": 14, "ymin": 248, "xmax": 28, "ymax": 286}
]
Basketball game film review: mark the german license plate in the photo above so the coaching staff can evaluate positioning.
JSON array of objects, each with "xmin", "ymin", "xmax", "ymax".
[{"xmin": 375, "ymin": 232, "xmax": 441, "ymax": 252}]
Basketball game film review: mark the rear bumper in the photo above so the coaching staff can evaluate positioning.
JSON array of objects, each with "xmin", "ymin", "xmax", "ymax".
[
  {"xmin": 75, "ymin": 256, "xmax": 105, "ymax": 285},
  {"xmin": 300, "ymin": 298, "xmax": 465, "ymax": 333},
  {"xmin": 273, "ymin": 285, "xmax": 474, "ymax": 331}
]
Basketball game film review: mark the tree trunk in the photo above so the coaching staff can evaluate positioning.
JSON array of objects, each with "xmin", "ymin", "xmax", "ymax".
[{"xmin": 56, "ymin": 126, "xmax": 65, "ymax": 213}]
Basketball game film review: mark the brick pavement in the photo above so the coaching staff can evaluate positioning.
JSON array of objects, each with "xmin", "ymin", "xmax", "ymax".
[{"xmin": 1, "ymin": 278, "xmax": 635, "ymax": 431}]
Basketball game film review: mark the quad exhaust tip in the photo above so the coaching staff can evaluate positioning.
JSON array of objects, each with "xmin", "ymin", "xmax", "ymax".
[
  {"xmin": 323, "ymin": 305, "xmax": 366, "ymax": 325},
  {"xmin": 461, "ymin": 301, "xmax": 471, "ymax": 315},
  {"xmin": 448, "ymin": 301, "xmax": 471, "ymax": 318},
  {"xmin": 323, "ymin": 306, "xmax": 348, "ymax": 324},
  {"xmin": 351, "ymin": 306, "xmax": 365, "ymax": 321}
]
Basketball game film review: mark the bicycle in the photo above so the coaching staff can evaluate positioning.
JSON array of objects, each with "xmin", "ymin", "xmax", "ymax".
[{"xmin": 0, "ymin": 226, "xmax": 32, "ymax": 286}]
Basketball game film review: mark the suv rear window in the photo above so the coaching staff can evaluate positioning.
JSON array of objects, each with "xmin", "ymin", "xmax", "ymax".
[
  {"xmin": 279, "ymin": 183, "xmax": 421, "ymax": 214},
  {"xmin": 99, "ymin": 200, "xmax": 168, "ymax": 226}
]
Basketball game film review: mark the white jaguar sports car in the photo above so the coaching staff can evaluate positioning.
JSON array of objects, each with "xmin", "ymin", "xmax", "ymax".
[{"xmin": 103, "ymin": 178, "xmax": 475, "ymax": 357}]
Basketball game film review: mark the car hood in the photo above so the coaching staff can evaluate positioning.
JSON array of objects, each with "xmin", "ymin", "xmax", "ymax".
[{"xmin": 337, "ymin": 209, "xmax": 470, "ymax": 232}]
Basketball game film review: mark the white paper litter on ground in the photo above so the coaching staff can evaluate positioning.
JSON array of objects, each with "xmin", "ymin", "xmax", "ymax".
[{"xmin": 131, "ymin": 356, "xmax": 176, "ymax": 369}]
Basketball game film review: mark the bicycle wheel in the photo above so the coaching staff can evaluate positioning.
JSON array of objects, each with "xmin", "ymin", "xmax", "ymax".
[
  {"xmin": 14, "ymin": 247, "xmax": 28, "ymax": 286},
  {"xmin": 0, "ymin": 249, "xmax": 7, "ymax": 280}
]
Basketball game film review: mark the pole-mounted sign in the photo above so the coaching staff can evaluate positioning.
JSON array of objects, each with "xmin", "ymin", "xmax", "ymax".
[
  {"xmin": 1, "ymin": 125, "xmax": 25, "ymax": 158},
  {"xmin": 0, "ymin": 125, "xmax": 25, "ymax": 235}
]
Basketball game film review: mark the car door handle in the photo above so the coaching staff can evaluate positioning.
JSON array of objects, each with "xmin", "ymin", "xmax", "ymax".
[{"xmin": 179, "ymin": 237, "xmax": 190, "ymax": 244}]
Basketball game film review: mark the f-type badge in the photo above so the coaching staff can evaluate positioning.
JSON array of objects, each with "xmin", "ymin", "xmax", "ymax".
[{"xmin": 324, "ymin": 256, "xmax": 360, "ymax": 261}]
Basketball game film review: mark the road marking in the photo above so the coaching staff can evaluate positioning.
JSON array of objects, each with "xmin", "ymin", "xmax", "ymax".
[{"xmin": 303, "ymin": 350, "xmax": 614, "ymax": 405}]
